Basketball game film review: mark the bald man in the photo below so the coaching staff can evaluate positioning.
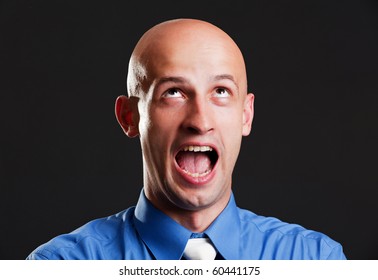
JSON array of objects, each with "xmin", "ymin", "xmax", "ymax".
[{"xmin": 27, "ymin": 18, "xmax": 346, "ymax": 260}]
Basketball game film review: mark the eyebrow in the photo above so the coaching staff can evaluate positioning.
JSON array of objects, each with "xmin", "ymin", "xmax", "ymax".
[
  {"xmin": 212, "ymin": 74, "xmax": 239, "ymax": 90},
  {"xmin": 155, "ymin": 76, "xmax": 189, "ymax": 88}
]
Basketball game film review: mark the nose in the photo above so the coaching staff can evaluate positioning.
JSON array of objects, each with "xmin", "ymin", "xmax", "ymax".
[{"xmin": 182, "ymin": 96, "xmax": 214, "ymax": 135}]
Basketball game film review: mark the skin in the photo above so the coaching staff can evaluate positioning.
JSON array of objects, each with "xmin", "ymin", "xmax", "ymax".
[{"xmin": 115, "ymin": 18, "xmax": 254, "ymax": 232}]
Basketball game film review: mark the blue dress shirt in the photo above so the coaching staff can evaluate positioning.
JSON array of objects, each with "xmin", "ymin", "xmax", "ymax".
[{"xmin": 27, "ymin": 190, "xmax": 346, "ymax": 260}]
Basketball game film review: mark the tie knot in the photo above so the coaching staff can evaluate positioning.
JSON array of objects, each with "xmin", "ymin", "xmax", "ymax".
[
  {"xmin": 183, "ymin": 237, "xmax": 217, "ymax": 260},
  {"xmin": 190, "ymin": 232, "xmax": 206, "ymax": 238}
]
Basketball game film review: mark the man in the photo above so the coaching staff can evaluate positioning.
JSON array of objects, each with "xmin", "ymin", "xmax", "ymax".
[{"xmin": 27, "ymin": 18, "xmax": 346, "ymax": 260}]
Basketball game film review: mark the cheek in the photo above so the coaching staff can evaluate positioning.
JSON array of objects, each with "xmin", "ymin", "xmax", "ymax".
[
  {"xmin": 143, "ymin": 109, "xmax": 180, "ymax": 153},
  {"xmin": 218, "ymin": 106, "xmax": 244, "ymax": 132},
  {"xmin": 217, "ymin": 107, "xmax": 244, "ymax": 156},
  {"xmin": 151, "ymin": 105, "xmax": 185, "ymax": 129},
  {"xmin": 138, "ymin": 103, "xmax": 175, "ymax": 138}
]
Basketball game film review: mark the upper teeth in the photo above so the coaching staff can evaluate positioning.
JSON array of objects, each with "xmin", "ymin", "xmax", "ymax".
[{"xmin": 182, "ymin": 145, "xmax": 213, "ymax": 152}]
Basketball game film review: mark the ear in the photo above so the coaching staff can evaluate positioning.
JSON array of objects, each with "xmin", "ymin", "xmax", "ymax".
[
  {"xmin": 242, "ymin": 93, "xmax": 254, "ymax": 136},
  {"xmin": 115, "ymin": 95, "xmax": 139, "ymax": 138}
]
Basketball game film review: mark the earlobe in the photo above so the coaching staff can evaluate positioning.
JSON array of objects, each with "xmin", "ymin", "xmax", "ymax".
[
  {"xmin": 242, "ymin": 93, "xmax": 254, "ymax": 136},
  {"xmin": 115, "ymin": 95, "xmax": 139, "ymax": 138}
]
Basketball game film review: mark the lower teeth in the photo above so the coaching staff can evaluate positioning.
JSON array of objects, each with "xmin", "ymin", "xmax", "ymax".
[{"xmin": 182, "ymin": 169, "xmax": 211, "ymax": 178}]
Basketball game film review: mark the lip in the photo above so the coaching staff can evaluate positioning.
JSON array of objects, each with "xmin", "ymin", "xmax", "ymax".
[{"xmin": 174, "ymin": 142, "xmax": 219, "ymax": 186}]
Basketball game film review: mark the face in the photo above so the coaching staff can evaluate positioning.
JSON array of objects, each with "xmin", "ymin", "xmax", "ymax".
[{"xmin": 124, "ymin": 22, "xmax": 254, "ymax": 216}]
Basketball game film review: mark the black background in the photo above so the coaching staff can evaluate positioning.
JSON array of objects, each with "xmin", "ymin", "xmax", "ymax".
[{"xmin": 1, "ymin": 0, "xmax": 377, "ymax": 260}]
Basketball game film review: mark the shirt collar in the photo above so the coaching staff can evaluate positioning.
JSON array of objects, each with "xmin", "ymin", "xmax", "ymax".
[
  {"xmin": 134, "ymin": 190, "xmax": 192, "ymax": 260},
  {"xmin": 203, "ymin": 193, "xmax": 240, "ymax": 260},
  {"xmin": 133, "ymin": 189, "xmax": 240, "ymax": 260}
]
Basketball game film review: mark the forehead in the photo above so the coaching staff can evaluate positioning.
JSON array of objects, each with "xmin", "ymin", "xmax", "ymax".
[
  {"xmin": 154, "ymin": 45, "xmax": 238, "ymax": 76},
  {"xmin": 132, "ymin": 22, "xmax": 247, "ymax": 90}
]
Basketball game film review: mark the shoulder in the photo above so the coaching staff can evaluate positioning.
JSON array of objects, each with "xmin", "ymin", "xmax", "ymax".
[
  {"xmin": 237, "ymin": 208, "xmax": 346, "ymax": 259},
  {"xmin": 27, "ymin": 207, "xmax": 136, "ymax": 260}
]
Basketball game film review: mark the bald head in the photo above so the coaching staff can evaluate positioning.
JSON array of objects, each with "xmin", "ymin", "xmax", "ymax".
[
  {"xmin": 127, "ymin": 18, "xmax": 248, "ymax": 97},
  {"xmin": 116, "ymin": 18, "xmax": 255, "ymax": 219}
]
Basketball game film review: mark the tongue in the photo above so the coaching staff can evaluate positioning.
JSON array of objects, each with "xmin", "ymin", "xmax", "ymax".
[{"xmin": 176, "ymin": 151, "xmax": 211, "ymax": 174}]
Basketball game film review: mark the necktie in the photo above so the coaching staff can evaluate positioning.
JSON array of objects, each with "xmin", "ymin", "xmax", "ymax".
[{"xmin": 182, "ymin": 237, "xmax": 217, "ymax": 260}]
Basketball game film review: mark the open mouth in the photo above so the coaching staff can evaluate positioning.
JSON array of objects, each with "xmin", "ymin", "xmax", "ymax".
[{"xmin": 175, "ymin": 145, "xmax": 218, "ymax": 178}]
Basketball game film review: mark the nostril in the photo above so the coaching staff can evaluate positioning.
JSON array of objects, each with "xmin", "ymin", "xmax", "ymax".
[
  {"xmin": 185, "ymin": 123, "xmax": 214, "ymax": 134},
  {"xmin": 187, "ymin": 126, "xmax": 201, "ymax": 133}
]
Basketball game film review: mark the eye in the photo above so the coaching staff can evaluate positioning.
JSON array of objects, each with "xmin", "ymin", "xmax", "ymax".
[
  {"xmin": 213, "ymin": 87, "xmax": 231, "ymax": 98},
  {"xmin": 162, "ymin": 88, "xmax": 183, "ymax": 98}
]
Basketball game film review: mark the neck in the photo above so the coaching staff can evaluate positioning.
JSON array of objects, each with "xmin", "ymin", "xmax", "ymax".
[
  {"xmin": 145, "ymin": 187, "xmax": 231, "ymax": 233},
  {"xmin": 170, "ymin": 207, "xmax": 222, "ymax": 233}
]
